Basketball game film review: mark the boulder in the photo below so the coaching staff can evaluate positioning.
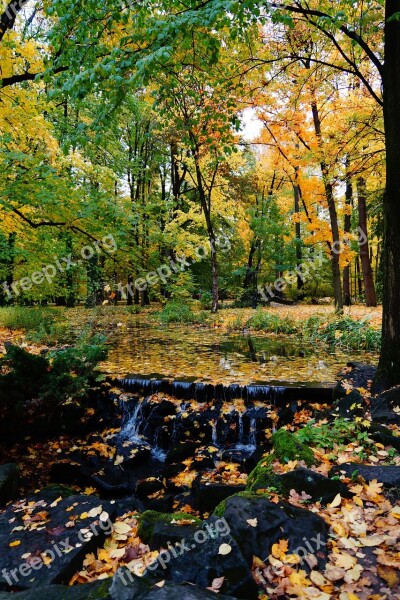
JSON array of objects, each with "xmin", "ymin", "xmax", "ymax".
[
  {"xmin": 272, "ymin": 429, "xmax": 316, "ymax": 466},
  {"xmin": 334, "ymin": 363, "xmax": 376, "ymax": 399},
  {"xmin": 248, "ymin": 467, "xmax": 351, "ymax": 503},
  {"xmin": 137, "ymin": 511, "xmax": 202, "ymax": 548},
  {"xmin": 371, "ymin": 386, "xmax": 400, "ymax": 425},
  {"xmin": 369, "ymin": 424, "xmax": 400, "ymax": 451},
  {"xmin": 331, "ymin": 389, "xmax": 365, "ymax": 418},
  {"xmin": 0, "ymin": 495, "xmax": 115, "ymax": 590},
  {"xmin": 145, "ymin": 519, "xmax": 257, "ymax": 599},
  {"xmin": 135, "ymin": 478, "xmax": 166, "ymax": 500},
  {"xmin": 166, "ymin": 442, "xmax": 199, "ymax": 465},
  {"xmin": 329, "ymin": 463, "xmax": 400, "ymax": 490},
  {"xmin": 0, "ymin": 463, "xmax": 19, "ymax": 505},
  {"xmin": 197, "ymin": 482, "xmax": 246, "ymax": 514},
  {"xmin": 0, "ymin": 580, "xmax": 111, "ymax": 599},
  {"xmin": 110, "ymin": 569, "xmax": 236, "ymax": 599},
  {"xmin": 213, "ymin": 492, "xmax": 329, "ymax": 569}
]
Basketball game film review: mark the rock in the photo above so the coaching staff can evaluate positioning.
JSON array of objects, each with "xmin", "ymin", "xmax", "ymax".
[
  {"xmin": 137, "ymin": 511, "xmax": 202, "ymax": 547},
  {"xmin": 329, "ymin": 463, "xmax": 400, "ymax": 490},
  {"xmin": 115, "ymin": 442, "xmax": 152, "ymax": 468},
  {"xmin": 110, "ymin": 568, "xmax": 236, "ymax": 599},
  {"xmin": 0, "ymin": 463, "xmax": 19, "ymax": 505},
  {"xmin": 371, "ymin": 387, "xmax": 400, "ymax": 424},
  {"xmin": 146, "ymin": 519, "xmax": 258, "ymax": 599},
  {"xmin": 166, "ymin": 442, "xmax": 199, "ymax": 465},
  {"xmin": 113, "ymin": 496, "xmax": 145, "ymax": 517},
  {"xmin": 272, "ymin": 429, "xmax": 316, "ymax": 466},
  {"xmin": 331, "ymin": 389, "xmax": 365, "ymax": 418},
  {"xmin": 141, "ymin": 493, "xmax": 175, "ymax": 514},
  {"xmin": 34, "ymin": 484, "xmax": 77, "ymax": 501},
  {"xmin": 334, "ymin": 363, "xmax": 376, "ymax": 399},
  {"xmin": 197, "ymin": 482, "xmax": 246, "ymax": 514},
  {"xmin": 0, "ymin": 495, "xmax": 115, "ymax": 590},
  {"xmin": 136, "ymin": 478, "xmax": 166, "ymax": 500},
  {"xmin": 248, "ymin": 466, "xmax": 351, "ymax": 503},
  {"xmin": 0, "ymin": 580, "xmax": 111, "ymax": 599},
  {"xmin": 213, "ymin": 492, "xmax": 329, "ymax": 569},
  {"xmin": 368, "ymin": 423, "xmax": 400, "ymax": 451}
]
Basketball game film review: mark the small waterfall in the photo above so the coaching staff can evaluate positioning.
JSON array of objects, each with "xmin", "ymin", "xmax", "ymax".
[
  {"xmin": 235, "ymin": 414, "xmax": 257, "ymax": 454},
  {"xmin": 237, "ymin": 413, "xmax": 244, "ymax": 444},
  {"xmin": 211, "ymin": 420, "xmax": 219, "ymax": 446},
  {"xmin": 120, "ymin": 399, "xmax": 145, "ymax": 443},
  {"xmin": 151, "ymin": 427, "xmax": 167, "ymax": 462},
  {"xmin": 248, "ymin": 418, "xmax": 257, "ymax": 447}
]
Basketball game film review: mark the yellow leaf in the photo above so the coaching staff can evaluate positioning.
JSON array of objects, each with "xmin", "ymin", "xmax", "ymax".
[
  {"xmin": 377, "ymin": 564, "xmax": 399, "ymax": 588},
  {"xmin": 334, "ymin": 552, "xmax": 357, "ymax": 570},
  {"xmin": 329, "ymin": 493, "xmax": 342, "ymax": 508},
  {"xmin": 271, "ymin": 538, "xmax": 288, "ymax": 559},
  {"xmin": 9, "ymin": 540, "xmax": 21, "ymax": 547}
]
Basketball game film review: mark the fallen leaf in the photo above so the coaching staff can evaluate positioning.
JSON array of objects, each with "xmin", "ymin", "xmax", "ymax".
[{"xmin": 218, "ymin": 543, "xmax": 232, "ymax": 555}]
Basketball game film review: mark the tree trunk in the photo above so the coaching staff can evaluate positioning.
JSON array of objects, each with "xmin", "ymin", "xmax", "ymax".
[
  {"xmin": 356, "ymin": 177, "xmax": 377, "ymax": 307},
  {"xmin": 311, "ymin": 100, "xmax": 343, "ymax": 311},
  {"xmin": 65, "ymin": 234, "xmax": 75, "ymax": 308},
  {"xmin": 343, "ymin": 158, "xmax": 352, "ymax": 306},
  {"xmin": 376, "ymin": 0, "xmax": 400, "ymax": 386},
  {"xmin": 192, "ymin": 140, "xmax": 219, "ymax": 313},
  {"xmin": 293, "ymin": 178, "xmax": 303, "ymax": 291}
]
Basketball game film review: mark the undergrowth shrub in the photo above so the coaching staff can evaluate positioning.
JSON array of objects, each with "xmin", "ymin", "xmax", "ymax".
[
  {"xmin": 246, "ymin": 310, "xmax": 297, "ymax": 334},
  {"xmin": 157, "ymin": 300, "xmax": 208, "ymax": 324}
]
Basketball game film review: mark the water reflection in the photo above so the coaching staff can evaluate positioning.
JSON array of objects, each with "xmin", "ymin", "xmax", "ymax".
[{"xmin": 100, "ymin": 323, "xmax": 378, "ymax": 385}]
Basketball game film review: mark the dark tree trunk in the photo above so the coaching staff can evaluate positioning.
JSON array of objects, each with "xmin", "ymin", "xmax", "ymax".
[
  {"xmin": 376, "ymin": 0, "xmax": 400, "ymax": 386},
  {"xmin": 356, "ymin": 177, "xmax": 377, "ymax": 307},
  {"xmin": 192, "ymin": 139, "xmax": 219, "ymax": 313},
  {"xmin": 85, "ymin": 256, "xmax": 102, "ymax": 308},
  {"xmin": 355, "ymin": 255, "xmax": 363, "ymax": 298},
  {"xmin": 244, "ymin": 243, "xmax": 257, "ymax": 289},
  {"xmin": 293, "ymin": 178, "xmax": 303, "ymax": 291},
  {"xmin": 65, "ymin": 234, "xmax": 75, "ymax": 308},
  {"xmin": 311, "ymin": 100, "xmax": 343, "ymax": 311},
  {"xmin": 0, "ymin": 232, "xmax": 16, "ymax": 305},
  {"xmin": 343, "ymin": 158, "xmax": 352, "ymax": 306}
]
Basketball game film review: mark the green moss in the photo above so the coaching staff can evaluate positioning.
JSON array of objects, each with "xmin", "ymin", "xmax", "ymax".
[
  {"xmin": 246, "ymin": 454, "xmax": 276, "ymax": 492},
  {"xmin": 272, "ymin": 429, "xmax": 316, "ymax": 466},
  {"xmin": 137, "ymin": 510, "xmax": 202, "ymax": 544},
  {"xmin": 213, "ymin": 490, "xmax": 271, "ymax": 517}
]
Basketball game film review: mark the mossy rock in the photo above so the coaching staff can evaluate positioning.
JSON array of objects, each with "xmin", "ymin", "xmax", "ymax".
[
  {"xmin": 0, "ymin": 580, "xmax": 111, "ymax": 599},
  {"xmin": 246, "ymin": 454, "xmax": 276, "ymax": 493},
  {"xmin": 138, "ymin": 510, "xmax": 202, "ymax": 544},
  {"xmin": 272, "ymin": 429, "xmax": 316, "ymax": 466},
  {"xmin": 214, "ymin": 490, "xmax": 270, "ymax": 517}
]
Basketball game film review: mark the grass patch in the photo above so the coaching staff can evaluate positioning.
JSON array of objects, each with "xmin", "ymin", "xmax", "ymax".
[
  {"xmin": 0, "ymin": 306, "xmax": 58, "ymax": 332},
  {"xmin": 246, "ymin": 310, "xmax": 297, "ymax": 334},
  {"xmin": 303, "ymin": 315, "xmax": 381, "ymax": 351},
  {"xmin": 156, "ymin": 300, "xmax": 209, "ymax": 324}
]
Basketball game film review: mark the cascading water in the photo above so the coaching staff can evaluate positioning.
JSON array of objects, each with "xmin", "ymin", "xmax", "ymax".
[
  {"xmin": 120, "ymin": 399, "xmax": 145, "ymax": 444},
  {"xmin": 115, "ymin": 379, "xmax": 334, "ymax": 463}
]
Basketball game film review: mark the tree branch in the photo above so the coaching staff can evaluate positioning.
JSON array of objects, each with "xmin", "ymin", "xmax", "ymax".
[{"xmin": 273, "ymin": 2, "xmax": 383, "ymax": 78}]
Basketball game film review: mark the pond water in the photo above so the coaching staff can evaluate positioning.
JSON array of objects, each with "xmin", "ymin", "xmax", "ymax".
[{"xmin": 100, "ymin": 321, "xmax": 378, "ymax": 385}]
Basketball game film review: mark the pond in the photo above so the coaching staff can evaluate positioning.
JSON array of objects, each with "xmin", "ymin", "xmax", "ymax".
[{"xmin": 100, "ymin": 320, "xmax": 378, "ymax": 385}]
